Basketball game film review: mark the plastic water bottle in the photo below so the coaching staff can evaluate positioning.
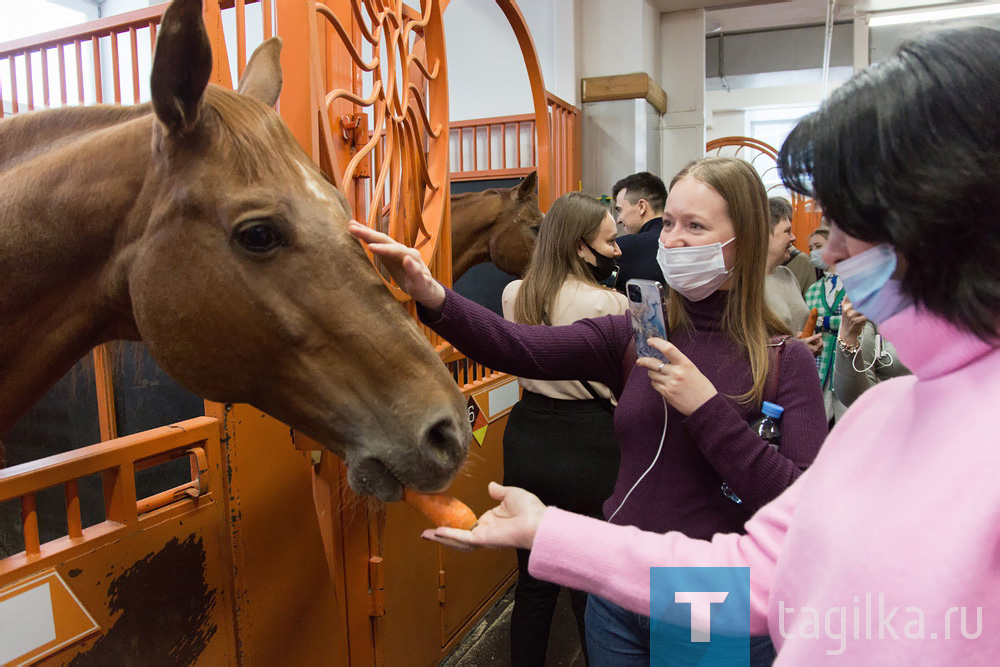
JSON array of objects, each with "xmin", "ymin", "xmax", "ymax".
[
  {"xmin": 753, "ymin": 401, "xmax": 784, "ymax": 451},
  {"xmin": 721, "ymin": 402, "xmax": 785, "ymax": 504}
]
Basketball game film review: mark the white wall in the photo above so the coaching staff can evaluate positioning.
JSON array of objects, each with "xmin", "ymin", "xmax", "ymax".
[
  {"xmin": 101, "ymin": 0, "xmax": 153, "ymax": 17},
  {"xmin": 444, "ymin": 0, "xmax": 578, "ymax": 121}
]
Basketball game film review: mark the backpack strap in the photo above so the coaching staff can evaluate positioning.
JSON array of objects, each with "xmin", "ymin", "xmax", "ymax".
[{"xmin": 764, "ymin": 335, "xmax": 792, "ymax": 405}]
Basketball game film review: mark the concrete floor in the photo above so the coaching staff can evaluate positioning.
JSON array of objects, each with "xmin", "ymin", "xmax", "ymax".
[{"xmin": 441, "ymin": 587, "xmax": 587, "ymax": 666}]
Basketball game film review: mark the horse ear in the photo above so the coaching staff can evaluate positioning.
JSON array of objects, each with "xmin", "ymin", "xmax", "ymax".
[
  {"xmin": 238, "ymin": 37, "xmax": 283, "ymax": 107},
  {"xmin": 151, "ymin": 0, "xmax": 213, "ymax": 136},
  {"xmin": 515, "ymin": 171, "xmax": 538, "ymax": 200}
]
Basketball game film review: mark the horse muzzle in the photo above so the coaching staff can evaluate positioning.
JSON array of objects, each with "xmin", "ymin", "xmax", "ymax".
[{"xmin": 345, "ymin": 408, "xmax": 471, "ymax": 502}]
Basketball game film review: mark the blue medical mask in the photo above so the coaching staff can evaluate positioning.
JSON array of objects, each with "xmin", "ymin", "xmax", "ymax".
[
  {"xmin": 809, "ymin": 248, "xmax": 829, "ymax": 270},
  {"xmin": 837, "ymin": 244, "xmax": 912, "ymax": 324}
]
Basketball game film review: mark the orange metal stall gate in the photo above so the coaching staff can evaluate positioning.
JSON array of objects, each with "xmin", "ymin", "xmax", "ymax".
[{"xmin": 0, "ymin": 0, "xmax": 581, "ymax": 664}]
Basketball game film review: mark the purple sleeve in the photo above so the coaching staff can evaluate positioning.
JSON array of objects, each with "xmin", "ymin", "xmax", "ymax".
[
  {"xmin": 682, "ymin": 338, "xmax": 828, "ymax": 509},
  {"xmin": 418, "ymin": 287, "xmax": 633, "ymax": 395}
]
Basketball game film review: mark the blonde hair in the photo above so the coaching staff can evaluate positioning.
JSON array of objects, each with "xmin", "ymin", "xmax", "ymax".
[
  {"xmin": 513, "ymin": 192, "xmax": 611, "ymax": 325},
  {"xmin": 667, "ymin": 157, "xmax": 790, "ymax": 405}
]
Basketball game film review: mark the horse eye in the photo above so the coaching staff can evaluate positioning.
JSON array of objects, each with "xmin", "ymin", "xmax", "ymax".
[
  {"xmin": 236, "ymin": 221, "xmax": 283, "ymax": 252},
  {"xmin": 529, "ymin": 226, "xmax": 541, "ymax": 236}
]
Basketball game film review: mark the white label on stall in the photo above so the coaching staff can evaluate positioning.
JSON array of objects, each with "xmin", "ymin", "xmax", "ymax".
[
  {"xmin": 0, "ymin": 582, "xmax": 57, "ymax": 664},
  {"xmin": 487, "ymin": 378, "xmax": 520, "ymax": 418}
]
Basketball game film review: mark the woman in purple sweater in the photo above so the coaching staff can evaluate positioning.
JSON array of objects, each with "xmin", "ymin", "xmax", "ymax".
[
  {"xmin": 350, "ymin": 158, "xmax": 828, "ymax": 664},
  {"xmin": 414, "ymin": 25, "xmax": 1000, "ymax": 667}
]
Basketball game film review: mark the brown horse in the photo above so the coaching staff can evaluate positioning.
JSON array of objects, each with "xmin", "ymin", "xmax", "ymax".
[
  {"xmin": 0, "ymin": 0, "xmax": 470, "ymax": 502},
  {"xmin": 451, "ymin": 171, "xmax": 541, "ymax": 280}
]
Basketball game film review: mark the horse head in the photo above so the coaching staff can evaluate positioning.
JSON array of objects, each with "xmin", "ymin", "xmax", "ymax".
[
  {"xmin": 125, "ymin": 0, "xmax": 470, "ymax": 500},
  {"xmin": 488, "ymin": 171, "xmax": 542, "ymax": 277}
]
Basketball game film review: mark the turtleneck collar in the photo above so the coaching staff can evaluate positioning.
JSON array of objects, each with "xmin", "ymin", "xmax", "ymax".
[
  {"xmin": 879, "ymin": 306, "xmax": 998, "ymax": 380},
  {"xmin": 677, "ymin": 288, "xmax": 729, "ymax": 332}
]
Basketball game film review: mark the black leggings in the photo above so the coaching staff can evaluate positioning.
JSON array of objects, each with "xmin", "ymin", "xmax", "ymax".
[{"xmin": 503, "ymin": 390, "xmax": 620, "ymax": 667}]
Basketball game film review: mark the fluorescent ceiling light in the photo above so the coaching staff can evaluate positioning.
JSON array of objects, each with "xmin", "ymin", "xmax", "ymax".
[{"xmin": 869, "ymin": 2, "xmax": 1000, "ymax": 26}]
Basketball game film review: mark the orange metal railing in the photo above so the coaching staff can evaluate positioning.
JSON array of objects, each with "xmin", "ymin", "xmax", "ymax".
[
  {"xmin": 448, "ymin": 91, "xmax": 581, "ymax": 200},
  {"xmin": 0, "ymin": 418, "xmax": 218, "ymax": 581},
  {"xmin": 0, "ymin": 1, "xmax": 272, "ymax": 117}
]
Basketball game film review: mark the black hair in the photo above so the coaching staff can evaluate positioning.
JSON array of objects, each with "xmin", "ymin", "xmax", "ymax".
[
  {"xmin": 768, "ymin": 197, "xmax": 793, "ymax": 229},
  {"xmin": 610, "ymin": 171, "xmax": 667, "ymax": 214},
  {"xmin": 779, "ymin": 24, "xmax": 1000, "ymax": 341}
]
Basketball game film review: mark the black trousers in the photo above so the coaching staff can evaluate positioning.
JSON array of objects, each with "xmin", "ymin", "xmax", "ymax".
[{"xmin": 503, "ymin": 390, "xmax": 620, "ymax": 667}]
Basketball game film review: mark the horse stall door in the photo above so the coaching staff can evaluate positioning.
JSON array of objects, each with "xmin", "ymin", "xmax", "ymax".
[
  {"xmin": 0, "ymin": 352, "xmax": 349, "ymax": 665},
  {"xmin": 330, "ymin": 373, "xmax": 519, "ymax": 667},
  {"xmin": 0, "ymin": 419, "xmax": 238, "ymax": 666}
]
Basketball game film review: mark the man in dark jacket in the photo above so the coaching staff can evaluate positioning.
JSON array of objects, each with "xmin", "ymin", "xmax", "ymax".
[{"xmin": 611, "ymin": 171, "xmax": 667, "ymax": 291}]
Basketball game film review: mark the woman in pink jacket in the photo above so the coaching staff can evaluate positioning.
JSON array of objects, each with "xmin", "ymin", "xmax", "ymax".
[{"xmin": 418, "ymin": 25, "xmax": 1000, "ymax": 665}]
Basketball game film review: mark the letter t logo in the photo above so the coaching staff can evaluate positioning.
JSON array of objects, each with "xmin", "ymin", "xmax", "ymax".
[{"xmin": 674, "ymin": 591, "xmax": 729, "ymax": 642}]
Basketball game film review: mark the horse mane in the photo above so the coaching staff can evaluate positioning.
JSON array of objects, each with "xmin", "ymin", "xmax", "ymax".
[{"xmin": 202, "ymin": 86, "xmax": 309, "ymax": 183}]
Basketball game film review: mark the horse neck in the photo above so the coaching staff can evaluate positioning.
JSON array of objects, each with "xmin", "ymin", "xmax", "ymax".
[
  {"xmin": 0, "ymin": 107, "xmax": 155, "ymax": 432},
  {"xmin": 451, "ymin": 191, "xmax": 503, "ymax": 278}
]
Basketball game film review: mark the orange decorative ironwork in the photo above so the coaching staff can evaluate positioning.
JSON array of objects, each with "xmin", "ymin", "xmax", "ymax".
[
  {"xmin": 706, "ymin": 135, "xmax": 823, "ymax": 249},
  {"xmin": 309, "ymin": 0, "xmax": 451, "ymax": 295}
]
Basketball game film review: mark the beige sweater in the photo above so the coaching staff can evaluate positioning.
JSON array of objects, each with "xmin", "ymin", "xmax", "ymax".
[
  {"xmin": 501, "ymin": 278, "xmax": 629, "ymax": 401},
  {"xmin": 765, "ymin": 265, "xmax": 810, "ymax": 334}
]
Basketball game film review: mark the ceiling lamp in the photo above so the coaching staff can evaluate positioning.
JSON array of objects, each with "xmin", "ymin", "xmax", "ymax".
[{"xmin": 868, "ymin": 2, "xmax": 1000, "ymax": 26}]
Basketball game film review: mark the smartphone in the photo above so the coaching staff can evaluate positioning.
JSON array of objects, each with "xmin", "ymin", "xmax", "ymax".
[{"xmin": 625, "ymin": 279, "xmax": 669, "ymax": 362}]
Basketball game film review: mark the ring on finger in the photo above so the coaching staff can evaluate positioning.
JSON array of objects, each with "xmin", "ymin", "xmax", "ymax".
[{"xmin": 657, "ymin": 361, "xmax": 666, "ymax": 373}]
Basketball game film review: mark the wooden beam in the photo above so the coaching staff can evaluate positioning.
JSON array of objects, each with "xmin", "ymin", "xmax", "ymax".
[{"xmin": 581, "ymin": 72, "xmax": 667, "ymax": 115}]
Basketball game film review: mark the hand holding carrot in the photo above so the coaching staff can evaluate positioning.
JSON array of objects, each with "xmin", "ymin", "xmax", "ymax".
[{"xmin": 421, "ymin": 482, "xmax": 547, "ymax": 552}]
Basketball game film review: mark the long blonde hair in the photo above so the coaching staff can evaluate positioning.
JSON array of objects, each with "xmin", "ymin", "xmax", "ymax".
[
  {"xmin": 512, "ymin": 192, "xmax": 610, "ymax": 325},
  {"xmin": 667, "ymin": 158, "xmax": 790, "ymax": 405}
]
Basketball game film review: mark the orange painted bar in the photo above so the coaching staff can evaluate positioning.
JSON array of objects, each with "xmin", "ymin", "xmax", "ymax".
[
  {"xmin": 64, "ymin": 479, "xmax": 83, "ymax": 539},
  {"xmin": 25, "ymin": 52, "xmax": 34, "ymax": 110},
  {"xmin": 21, "ymin": 493, "xmax": 40, "ymax": 555},
  {"xmin": 58, "ymin": 43, "xmax": 67, "ymax": 105},
  {"xmin": 92, "ymin": 35, "xmax": 102, "ymax": 103},
  {"xmin": 7, "ymin": 57, "xmax": 16, "ymax": 114},
  {"xmin": 149, "ymin": 21, "xmax": 158, "ymax": 54},
  {"xmin": 110, "ymin": 33, "xmax": 120, "ymax": 103},
  {"xmin": 41, "ymin": 47, "xmax": 50, "ymax": 108},
  {"xmin": 0, "ymin": 418, "xmax": 218, "ymax": 504},
  {"xmin": 73, "ymin": 39, "xmax": 84, "ymax": 104},
  {"xmin": 129, "ymin": 26, "xmax": 140, "ymax": 104},
  {"xmin": 262, "ymin": 0, "xmax": 273, "ymax": 38},
  {"xmin": 236, "ymin": 0, "xmax": 247, "ymax": 77}
]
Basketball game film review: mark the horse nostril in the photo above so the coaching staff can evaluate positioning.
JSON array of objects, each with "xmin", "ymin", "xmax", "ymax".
[{"xmin": 422, "ymin": 417, "xmax": 463, "ymax": 465}]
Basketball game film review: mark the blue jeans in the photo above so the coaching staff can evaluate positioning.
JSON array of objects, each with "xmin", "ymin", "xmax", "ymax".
[{"xmin": 585, "ymin": 594, "xmax": 776, "ymax": 666}]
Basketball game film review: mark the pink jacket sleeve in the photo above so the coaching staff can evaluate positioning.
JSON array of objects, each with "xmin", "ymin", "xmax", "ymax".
[{"xmin": 527, "ymin": 471, "xmax": 808, "ymax": 634}]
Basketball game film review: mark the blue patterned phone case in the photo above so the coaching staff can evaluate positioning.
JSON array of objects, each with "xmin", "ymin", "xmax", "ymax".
[{"xmin": 626, "ymin": 279, "xmax": 669, "ymax": 363}]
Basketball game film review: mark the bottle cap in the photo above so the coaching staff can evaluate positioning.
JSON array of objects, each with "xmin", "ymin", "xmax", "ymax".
[{"xmin": 762, "ymin": 401, "xmax": 784, "ymax": 419}]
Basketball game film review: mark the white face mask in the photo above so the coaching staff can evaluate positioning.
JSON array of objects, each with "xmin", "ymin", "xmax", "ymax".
[{"xmin": 656, "ymin": 238, "xmax": 735, "ymax": 302}]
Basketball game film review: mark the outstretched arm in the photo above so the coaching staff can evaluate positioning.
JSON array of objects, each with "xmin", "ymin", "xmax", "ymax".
[
  {"xmin": 350, "ymin": 221, "xmax": 632, "ymax": 389},
  {"xmin": 427, "ymin": 478, "xmax": 805, "ymax": 633}
]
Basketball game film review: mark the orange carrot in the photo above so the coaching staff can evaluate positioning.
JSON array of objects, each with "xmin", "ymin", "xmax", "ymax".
[
  {"xmin": 800, "ymin": 308, "xmax": 819, "ymax": 338},
  {"xmin": 403, "ymin": 488, "xmax": 478, "ymax": 530}
]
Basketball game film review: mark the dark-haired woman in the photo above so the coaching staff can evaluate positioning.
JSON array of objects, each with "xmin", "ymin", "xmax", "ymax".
[
  {"xmin": 422, "ymin": 25, "xmax": 1000, "ymax": 665},
  {"xmin": 501, "ymin": 192, "xmax": 627, "ymax": 666},
  {"xmin": 351, "ymin": 156, "xmax": 828, "ymax": 665}
]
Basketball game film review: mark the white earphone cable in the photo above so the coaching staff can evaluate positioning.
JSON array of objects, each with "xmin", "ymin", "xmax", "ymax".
[{"xmin": 608, "ymin": 396, "xmax": 668, "ymax": 522}]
